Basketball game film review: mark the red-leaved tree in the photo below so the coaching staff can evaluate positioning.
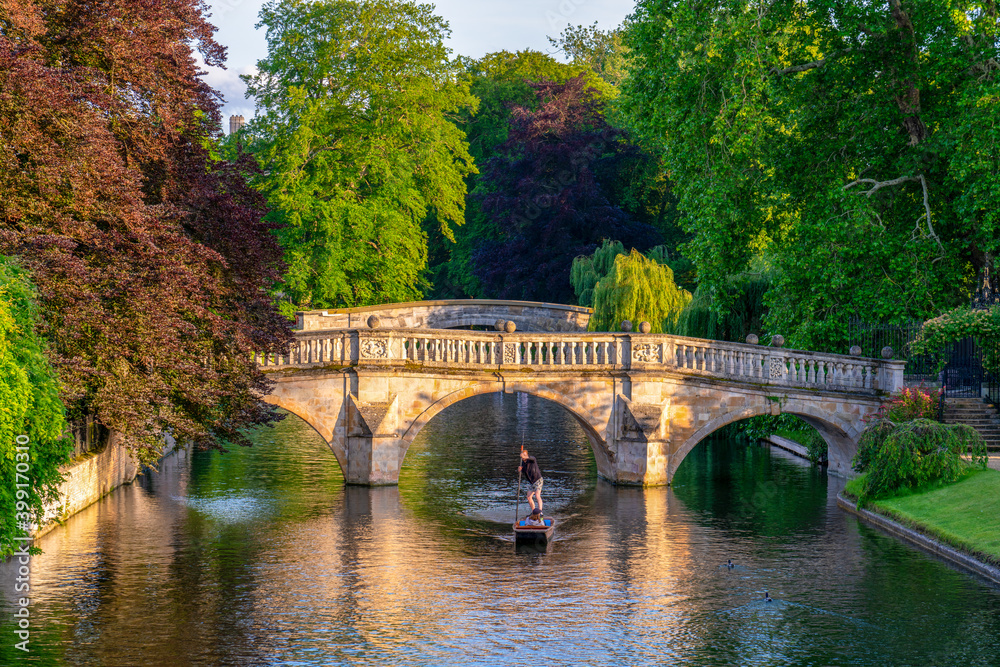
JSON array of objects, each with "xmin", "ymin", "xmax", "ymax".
[{"xmin": 0, "ymin": 0, "xmax": 290, "ymax": 462}]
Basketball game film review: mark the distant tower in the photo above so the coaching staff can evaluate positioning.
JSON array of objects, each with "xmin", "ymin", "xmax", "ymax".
[{"xmin": 229, "ymin": 114, "xmax": 245, "ymax": 135}]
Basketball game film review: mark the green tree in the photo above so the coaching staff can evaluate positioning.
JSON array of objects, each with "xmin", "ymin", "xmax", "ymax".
[
  {"xmin": 674, "ymin": 268, "xmax": 772, "ymax": 343},
  {"xmin": 571, "ymin": 239, "xmax": 627, "ymax": 307},
  {"xmin": 245, "ymin": 0, "xmax": 477, "ymax": 312},
  {"xmin": 588, "ymin": 249, "xmax": 691, "ymax": 333},
  {"xmin": 0, "ymin": 258, "xmax": 72, "ymax": 555},
  {"xmin": 548, "ymin": 21, "xmax": 630, "ymax": 88},
  {"xmin": 622, "ymin": 0, "xmax": 1000, "ymax": 351}
]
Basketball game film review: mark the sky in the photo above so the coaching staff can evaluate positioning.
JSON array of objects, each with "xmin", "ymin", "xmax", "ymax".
[{"xmin": 203, "ymin": 0, "xmax": 637, "ymax": 124}]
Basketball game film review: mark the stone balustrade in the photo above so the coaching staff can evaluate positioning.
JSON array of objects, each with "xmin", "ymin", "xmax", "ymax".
[{"xmin": 257, "ymin": 329, "xmax": 903, "ymax": 395}]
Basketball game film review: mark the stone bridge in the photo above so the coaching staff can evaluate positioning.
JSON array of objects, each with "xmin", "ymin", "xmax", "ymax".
[
  {"xmin": 295, "ymin": 299, "xmax": 591, "ymax": 332},
  {"xmin": 258, "ymin": 325, "xmax": 904, "ymax": 487}
]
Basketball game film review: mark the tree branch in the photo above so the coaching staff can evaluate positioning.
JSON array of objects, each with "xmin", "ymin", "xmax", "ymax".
[
  {"xmin": 843, "ymin": 174, "xmax": 944, "ymax": 252},
  {"xmin": 769, "ymin": 49, "xmax": 851, "ymax": 76},
  {"xmin": 843, "ymin": 175, "xmax": 919, "ymax": 197}
]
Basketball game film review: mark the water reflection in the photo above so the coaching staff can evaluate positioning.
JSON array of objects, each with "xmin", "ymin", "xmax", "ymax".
[{"xmin": 2, "ymin": 393, "xmax": 1000, "ymax": 666}]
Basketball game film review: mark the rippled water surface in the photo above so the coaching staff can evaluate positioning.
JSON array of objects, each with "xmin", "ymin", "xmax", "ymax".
[{"xmin": 3, "ymin": 392, "xmax": 1000, "ymax": 666}]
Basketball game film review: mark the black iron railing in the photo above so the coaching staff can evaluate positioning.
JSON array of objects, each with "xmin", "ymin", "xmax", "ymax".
[{"xmin": 847, "ymin": 317, "xmax": 936, "ymax": 377}]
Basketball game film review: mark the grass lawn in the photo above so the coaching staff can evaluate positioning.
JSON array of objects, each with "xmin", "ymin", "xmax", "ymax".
[{"xmin": 845, "ymin": 468, "xmax": 1000, "ymax": 564}]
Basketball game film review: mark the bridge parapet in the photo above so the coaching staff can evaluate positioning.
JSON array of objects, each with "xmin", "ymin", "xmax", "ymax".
[
  {"xmin": 258, "ymin": 329, "xmax": 905, "ymax": 395},
  {"xmin": 296, "ymin": 299, "xmax": 591, "ymax": 332}
]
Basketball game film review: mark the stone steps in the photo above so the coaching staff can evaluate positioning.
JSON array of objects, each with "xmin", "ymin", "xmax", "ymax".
[{"xmin": 942, "ymin": 397, "xmax": 1000, "ymax": 451}]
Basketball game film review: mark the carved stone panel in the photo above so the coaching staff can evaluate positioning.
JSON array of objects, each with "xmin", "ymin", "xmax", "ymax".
[
  {"xmin": 503, "ymin": 343, "xmax": 518, "ymax": 364},
  {"xmin": 360, "ymin": 338, "xmax": 389, "ymax": 359},
  {"xmin": 632, "ymin": 343, "xmax": 659, "ymax": 363},
  {"xmin": 769, "ymin": 357, "xmax": 785, "ymax": 379}
]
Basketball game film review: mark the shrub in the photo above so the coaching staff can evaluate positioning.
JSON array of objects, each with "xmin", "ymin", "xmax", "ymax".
[
  {"xmin": 852, "ymin": 418, "xmax": 986, "ymax": 505},
  {"xmin": 880, "ymin": 384, "xmax": 942, "ymax": 422}
]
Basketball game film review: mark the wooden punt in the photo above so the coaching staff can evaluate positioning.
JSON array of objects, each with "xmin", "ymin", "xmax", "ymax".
[{"xmin": 513, "ymin": 518, "xmax": 555, "ymax": 543}]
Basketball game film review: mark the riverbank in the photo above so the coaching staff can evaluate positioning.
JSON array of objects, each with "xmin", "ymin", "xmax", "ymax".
[
  {"xmin": 764, "ymin": 434, "xmax": 810, "ymax": 460},
  {"xmin": 840, "ymin": 468, "xmax": 1000, "ymax": 583},
  {"xmin": 34, "ymin": 434, "xmax": 182, "ymax": 539}
]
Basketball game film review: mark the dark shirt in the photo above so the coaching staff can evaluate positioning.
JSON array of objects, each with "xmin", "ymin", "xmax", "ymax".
[{"xmin": 520, "ymin": 456, "xmax": 542, "ymax": 484}]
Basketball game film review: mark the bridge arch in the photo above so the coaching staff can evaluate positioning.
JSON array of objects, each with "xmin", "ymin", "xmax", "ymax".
[
  {"xmin": 263, "ymin": 399, "xmax": 349, "ymax": 477},
  {"xmin": 398, "ymin": 383, "xmax": 614, "ymax": 479},
  {"xmin": 670, "ymin": 400, "xmax": 860, "ymax": 479}
]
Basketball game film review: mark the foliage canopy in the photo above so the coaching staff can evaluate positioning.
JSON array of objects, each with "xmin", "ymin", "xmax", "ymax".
[
  {"xmin": 0, "ymin": 0, "xmax": 291, "ymax": 462},
  {"xmin": 468, "ymin": 76, "xmax": 664, "ymax": 302},
  {"xmin": 0, "ymin": 259, "xmax": 72, "ymax": 555},
  {"xmin": 622, "ymin": 0, "xmax": 1000, "ymax": 351},
  {"xmin": 245, "ymin": 0, "xmax": 477, "ymax": 311}
]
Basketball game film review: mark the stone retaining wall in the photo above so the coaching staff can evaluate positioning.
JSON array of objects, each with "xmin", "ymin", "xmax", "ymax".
[
  {"xmin": 837, "ymin": 493, "xmax": 1000, "ymax": 585},
  {"xmin": 34, "ymin": 434, "xmax": 180, "ymax": 539}
]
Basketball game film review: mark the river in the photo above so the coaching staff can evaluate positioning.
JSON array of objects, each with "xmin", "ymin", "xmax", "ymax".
[{"xmin": 3, "ymin": 392, "xmax": 1000, "ymax": 666}]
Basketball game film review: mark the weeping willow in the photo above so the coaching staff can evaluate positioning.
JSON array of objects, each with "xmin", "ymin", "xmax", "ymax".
[
  {"xmin": 674, "ymin": 271, "xmax": 771, "ymax": 342},
  {"xmin": 570, "ymin": 240, "xmax": 626, "ymax": 307},
  {"xmin": 589, "ymin": 250, "xmax": 692, "ymax": 333}
]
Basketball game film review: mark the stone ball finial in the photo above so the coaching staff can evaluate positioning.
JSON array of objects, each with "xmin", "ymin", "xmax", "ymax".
[
  {"xmin": 746, "ymin": 334, "xmax": 759, "ymax": 345},
  {"xmin": 504, "ymin": 320, "xmax": 517, "ymax": 333},
  {"xmin": 770, "ymin": 334, "xmax": 785, "ymax": 348},
  {"xmin": 638, "ymin": 321, "xmax": 652, "ymax": 334},
  {"xmin": 881, "ymin": 346, "xmax": 894, "ymax": 360},
  {"xmin": 849, "ymin": 345, "xmax": 862, "ymax": 356},
  {"xmin": 495, "ymin": 319, "xmax": 506, "ymax": 331},
  {"xmin": 621, "ymin": 320, "xmax": 633, "ymax": 332},
  {"xmin": 367, "ymin": 315, "xmax": 381, "ymax": 329}
]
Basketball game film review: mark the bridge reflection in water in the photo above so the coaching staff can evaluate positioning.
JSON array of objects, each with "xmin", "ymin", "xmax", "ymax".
[{"xmin": 8, "ymin": 393, "xmax": 1000, "ymax": 666}]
